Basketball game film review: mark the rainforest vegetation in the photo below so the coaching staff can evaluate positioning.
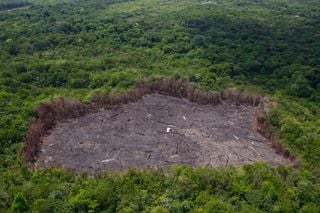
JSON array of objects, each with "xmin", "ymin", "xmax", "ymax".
[{"xmin": 0, "ymin": 0, "xmax": 319, "ymax": 212}]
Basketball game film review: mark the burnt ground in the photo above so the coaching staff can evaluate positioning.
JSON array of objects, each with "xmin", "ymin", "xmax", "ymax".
[{"xmin": 36, "ymin": 94, "xmax": 290, "ymax": 173}]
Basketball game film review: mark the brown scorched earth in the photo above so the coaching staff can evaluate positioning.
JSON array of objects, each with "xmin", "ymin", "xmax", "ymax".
[{"xmin": 37, "ymin": 94, "xmax": 290, "ymax": 173}]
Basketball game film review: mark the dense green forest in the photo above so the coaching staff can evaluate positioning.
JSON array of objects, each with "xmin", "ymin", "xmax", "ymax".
[{"xmin": 0, "ymin": 0, "xmax": 319, "ymax": 211}]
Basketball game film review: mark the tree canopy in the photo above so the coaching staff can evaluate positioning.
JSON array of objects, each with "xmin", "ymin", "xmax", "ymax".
[{"xmin": 0, "ymin": 0, "xmax": 319, "ymax": 211}]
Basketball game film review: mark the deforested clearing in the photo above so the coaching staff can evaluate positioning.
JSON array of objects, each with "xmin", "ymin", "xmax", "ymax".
[{"xmin": 36, "ymin": 94, "xmax": 291, "ymax": 173}]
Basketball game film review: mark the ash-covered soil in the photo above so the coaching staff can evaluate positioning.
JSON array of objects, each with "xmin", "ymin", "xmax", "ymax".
[{"xmin": 37, "ymin": 94, "xmax": 290, "ymax": 173}]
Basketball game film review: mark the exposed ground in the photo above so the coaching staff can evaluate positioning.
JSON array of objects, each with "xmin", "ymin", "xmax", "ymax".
[
  {"xmin": 6, "ymin": 5, "xmax": 30, "ymax": 12},
  {"xmin": 36, "ymin": 94, "xmax": 290, "ymax": 173}
]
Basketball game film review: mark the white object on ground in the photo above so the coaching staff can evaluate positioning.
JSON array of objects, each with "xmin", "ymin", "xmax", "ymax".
[
  {"xmin": 227, "ymin": 121, "xmax": 234, "ymax": 125},
  {"xmin": 102, "ymin": 159, "xmax": 115, "ymax": 163}
]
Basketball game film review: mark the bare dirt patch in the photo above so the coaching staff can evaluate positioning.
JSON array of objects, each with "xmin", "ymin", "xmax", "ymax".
[{"xmin": 36, "ymin": 94, "xmax": 290, "ymax": 173}]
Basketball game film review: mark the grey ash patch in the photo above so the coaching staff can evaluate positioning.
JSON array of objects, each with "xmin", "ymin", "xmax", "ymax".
[{"xmin": 37, "ymin": 94, "xmax": 290, "ymax": 173}]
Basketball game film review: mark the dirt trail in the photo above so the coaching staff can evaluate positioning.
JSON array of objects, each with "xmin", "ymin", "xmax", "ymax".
[{"xmin": 36, "ymin": 94, "xmax": 290, "ymax": 173}]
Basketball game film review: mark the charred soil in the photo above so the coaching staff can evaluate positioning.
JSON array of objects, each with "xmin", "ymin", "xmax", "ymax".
[{"xmin": 23, "ymin": 79, "xmax": 295, "ymax": 173}]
